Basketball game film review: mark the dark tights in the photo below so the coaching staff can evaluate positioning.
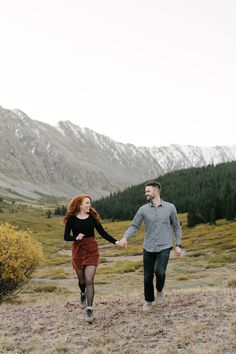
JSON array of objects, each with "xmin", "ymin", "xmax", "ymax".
[{"xmin": 75, "ymin": 265, "xmax": 97, "ymax": 307}]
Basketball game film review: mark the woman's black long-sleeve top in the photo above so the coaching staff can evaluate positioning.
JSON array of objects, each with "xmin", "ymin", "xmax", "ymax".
[{"xmin": 64, "ymin": 215, "xmax": 117, "ymax": 244}]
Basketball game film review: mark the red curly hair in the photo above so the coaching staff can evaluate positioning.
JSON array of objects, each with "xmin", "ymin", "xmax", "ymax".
[{"xmin": 63, "ymin": 195, "xmax": 101, "ymax": 224}]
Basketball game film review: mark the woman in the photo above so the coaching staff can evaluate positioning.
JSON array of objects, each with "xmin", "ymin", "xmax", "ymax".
[{"xmin": 64, "ymin": 194, "xmax": 122, "ymax": 323}]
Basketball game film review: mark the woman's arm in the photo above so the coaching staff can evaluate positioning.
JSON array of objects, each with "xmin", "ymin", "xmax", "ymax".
[
  {"xmin": 64, "ymin": 219, "xmax": 77, "ymax": 241},
  {"xmin": 94, "ymin": 222, "xmax": 117, "ymax": 244}
]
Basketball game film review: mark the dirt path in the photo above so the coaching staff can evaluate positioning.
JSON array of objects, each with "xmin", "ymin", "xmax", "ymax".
[{"xmin": 0, "ymin": 289, "xmax": 235, "ymax": 354}]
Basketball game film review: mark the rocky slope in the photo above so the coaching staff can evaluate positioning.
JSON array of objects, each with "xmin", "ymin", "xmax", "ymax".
[{"xmin": 0, "ymin": 105, "xmax": 235, "ymax": 200}]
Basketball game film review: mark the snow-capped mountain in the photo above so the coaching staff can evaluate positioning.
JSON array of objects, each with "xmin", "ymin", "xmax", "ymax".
[{"xmin": 0, "ymin": 106, "xmax": 235, "ymax": 200}]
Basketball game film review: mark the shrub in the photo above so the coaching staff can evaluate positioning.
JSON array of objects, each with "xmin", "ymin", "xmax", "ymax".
[
  {"xmin": 0, "ymin": 223, "xmax": 44, "ymax": 302},
  {"xmin": 227, "ymin": 279, "xmax": 236, "ymax": 288},
  {"xmin": 28, "ymin": 285, "xmax": 69, "ymax": 293}
]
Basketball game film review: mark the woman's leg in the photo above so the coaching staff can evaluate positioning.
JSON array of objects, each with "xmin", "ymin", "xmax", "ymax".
[
  {"xmin": 84, "ymin": 265, "xmax": 97, "ymax": 307},
  {"xmin": 75, "ymin": 267, "xmax": 86, "ymax": 293}
]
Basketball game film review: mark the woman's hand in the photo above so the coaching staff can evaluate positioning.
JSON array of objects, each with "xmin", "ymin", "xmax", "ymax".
[
  {"xmin": 76, "ymin": 233, "xmax": 85, "ymax": 241},
  {"xmin": 115, "ymin": 241, "xmax": 122, "ymax": 248}
]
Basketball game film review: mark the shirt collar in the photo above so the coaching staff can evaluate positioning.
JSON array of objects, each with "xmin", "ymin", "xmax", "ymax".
[{"xmin": 149, "ymin": 199, "xmax": 164, "ymax": 207}]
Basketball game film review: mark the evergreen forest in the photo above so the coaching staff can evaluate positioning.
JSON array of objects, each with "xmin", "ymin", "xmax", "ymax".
[{"xmin": 93, "ymin": 161, "xmax": 236, "ymax": 227}]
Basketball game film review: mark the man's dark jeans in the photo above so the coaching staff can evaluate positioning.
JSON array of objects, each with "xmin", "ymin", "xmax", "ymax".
[{"xmin": 143, "ymin": 247, "xmax": 171, "ymax": 302}]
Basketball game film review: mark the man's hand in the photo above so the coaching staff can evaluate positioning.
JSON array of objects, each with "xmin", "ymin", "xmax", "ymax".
[
  {"xmin": 115, "ymin": 240, "xmax": 126, "ymax": 248},
  {"xmin": 119, "ymin": 237, "xmax": 128, "ymax": 248},
  {"xmin": 174, "ymin": 246, "xmax": 182, "ymax": 257}
]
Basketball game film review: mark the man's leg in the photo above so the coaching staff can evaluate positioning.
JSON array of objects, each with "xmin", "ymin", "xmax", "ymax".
[
  {"xmin": 143, "ymin": 249, "xmax": 156, "ymax": 302},
  {"xmin": 154, "ymin": 247, "xmax": 171, "ymax": 292}
]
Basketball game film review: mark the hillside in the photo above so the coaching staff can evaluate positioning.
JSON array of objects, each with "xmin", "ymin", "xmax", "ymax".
[
  {"xmin": 93, "ymin": 161, "xmax": 236, "ymax": 224},
  {"xmin": 0, "ymin": 105, "xmax": 236, "ymax": 201}
]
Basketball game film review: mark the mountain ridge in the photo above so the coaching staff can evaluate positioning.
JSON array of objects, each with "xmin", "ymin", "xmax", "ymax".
[{"xmin": 0, "ymin": 105, "xmax": 235, "ymax": 200}]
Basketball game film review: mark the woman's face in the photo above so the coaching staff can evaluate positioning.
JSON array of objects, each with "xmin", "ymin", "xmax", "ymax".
[{"xmin": 80, "ymin": 197, "xmax": 91, "ymax": 213}]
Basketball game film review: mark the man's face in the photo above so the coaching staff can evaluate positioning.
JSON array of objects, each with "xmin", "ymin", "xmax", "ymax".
[{"xmin": 145, "ymin": 186, "xmax": 159, "ymax": 201}]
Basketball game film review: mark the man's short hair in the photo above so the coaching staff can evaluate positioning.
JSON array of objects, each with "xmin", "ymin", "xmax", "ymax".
[{"xmin": 145, "ymin": 181, "xmax": 161, "ymax": 190}]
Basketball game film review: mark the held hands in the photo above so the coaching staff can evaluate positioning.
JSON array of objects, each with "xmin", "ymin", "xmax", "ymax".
[
  {"xmin": 115, "ymin": 237, "xmax": 128, "ymax": 248},
  {"xmin": 76, "ymin": 233, "xmax": 85, "ymax": 241},
  {"xmin": 174, "ymin": 246, "xmax": 182, "ymax": 257}
]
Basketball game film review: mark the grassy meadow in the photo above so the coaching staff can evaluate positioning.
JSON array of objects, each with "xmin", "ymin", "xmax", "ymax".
[{"xmin": 0, "ymin": 201, "xmax": 235, "ymax": 353}]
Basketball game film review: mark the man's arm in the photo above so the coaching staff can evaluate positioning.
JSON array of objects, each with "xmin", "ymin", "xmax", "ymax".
[
  {"xmin": 119, "ymin": 208, "xmax": 143, "ymax": 246},
  {"xmin": 170, "ymin": 205, "xmax": 182, "ymax": 255}
]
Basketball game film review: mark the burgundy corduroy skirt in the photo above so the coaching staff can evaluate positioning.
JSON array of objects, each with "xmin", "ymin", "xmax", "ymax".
[{"xmin": 71, "ymin": 237, "xmax": 99, "ymax": 270}]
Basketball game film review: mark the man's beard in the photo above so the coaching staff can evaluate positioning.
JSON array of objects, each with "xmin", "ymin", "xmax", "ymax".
[{"xmin": 146, "ymin": 195, "xmax": 154, "ymax": 201}]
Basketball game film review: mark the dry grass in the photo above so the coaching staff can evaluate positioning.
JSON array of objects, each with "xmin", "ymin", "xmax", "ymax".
[
  {"xmin": 0, "ymin": 289, "xmax": 235, "ymax": 354},
  {"xmin": 0, "ymin": 207, "xmax": 236, "ymax": 352}
]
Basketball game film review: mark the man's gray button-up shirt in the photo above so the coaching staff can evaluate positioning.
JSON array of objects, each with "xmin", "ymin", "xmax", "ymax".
[{"xmin": 124, "ymin": 200, "xmax": 182, "ymax": 252}]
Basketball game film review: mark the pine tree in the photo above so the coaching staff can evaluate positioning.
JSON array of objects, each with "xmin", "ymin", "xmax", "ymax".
[
  {"xmin": 46, "ymin": 210, "xmax": 52, "ymax": 219},
  {"xmin": 209, "ymin": 208, "xmax": 216, "ymax": 225},
  {"xmin": 225, "ymin": 195, "xmax": 234, "ymax": 221}
]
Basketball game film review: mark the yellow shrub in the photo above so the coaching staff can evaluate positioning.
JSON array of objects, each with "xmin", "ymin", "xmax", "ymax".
[{"xmin": 0, "ymin": 223, "xmax": 44, "ymax": 301}]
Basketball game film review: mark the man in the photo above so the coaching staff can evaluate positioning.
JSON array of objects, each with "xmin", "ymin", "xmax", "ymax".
[{"xmin": 120, "ymin": 181, "xmax": 182, "ymax": 311}]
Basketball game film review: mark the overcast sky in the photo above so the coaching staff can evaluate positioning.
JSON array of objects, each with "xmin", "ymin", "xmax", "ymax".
[{"xmin": 0, "ymin": 0, "xmax": 235, "ymax": 147}]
